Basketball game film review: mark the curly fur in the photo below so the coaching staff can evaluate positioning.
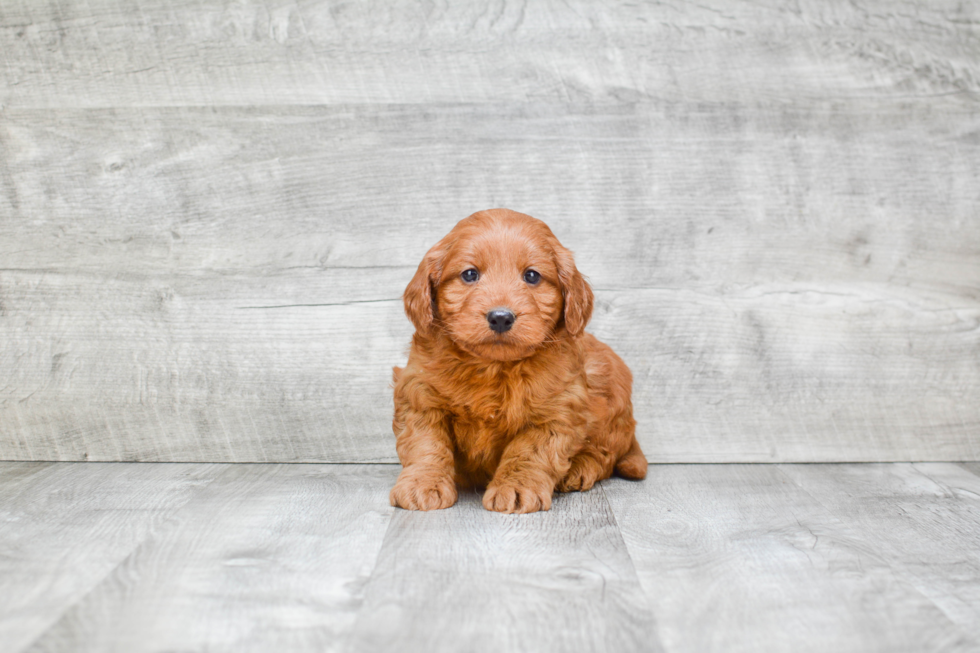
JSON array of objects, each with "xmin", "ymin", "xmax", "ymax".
[{"xmin": 390, "ymin": 209, "xmax": 646, "ymax": 513}]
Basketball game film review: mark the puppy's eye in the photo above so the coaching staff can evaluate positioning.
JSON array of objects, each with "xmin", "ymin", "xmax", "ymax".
[
  {"xmin": 460, "ymin": 268, "xmax": 479, "ymax": 284},
  {"xmin": 523, "ymin": 269, "xmax": 541, "ymax": 285}
]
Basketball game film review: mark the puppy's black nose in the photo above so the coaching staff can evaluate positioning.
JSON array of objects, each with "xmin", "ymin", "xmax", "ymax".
[{"xmin": 486, "ymin": 308, "xmax": 516, "ymax": 334}]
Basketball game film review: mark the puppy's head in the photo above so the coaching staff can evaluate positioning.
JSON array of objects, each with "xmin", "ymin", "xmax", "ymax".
[{"xmin": 404, "ymin": 209, "xmax": 594, "ymax": 361}]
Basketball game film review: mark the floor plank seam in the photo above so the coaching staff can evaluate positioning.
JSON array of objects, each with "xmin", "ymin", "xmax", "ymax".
[
  {"xmin": 596, "ymin": 481, "xmax": 665, "ymax": 653},
  {"xmin": 12, "ymin": 464, "xmax": 229, "ymax": 653}
]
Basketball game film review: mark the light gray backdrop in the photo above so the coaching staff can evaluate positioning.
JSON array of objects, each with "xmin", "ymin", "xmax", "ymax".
[{"xmin": 1, "ymin": 0, "xmax": 978, "ymax": 462}]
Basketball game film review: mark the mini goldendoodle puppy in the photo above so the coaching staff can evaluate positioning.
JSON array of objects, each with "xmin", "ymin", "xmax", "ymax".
[{"xmin": 390, "ymin": 208, "xmax": 646, "ymax": 514}]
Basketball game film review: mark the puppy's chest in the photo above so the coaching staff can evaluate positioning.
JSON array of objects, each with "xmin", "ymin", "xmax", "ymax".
[
  {"xmin": 447, "ymin": 382, "xmax": 537, "ymax": 436},
  {"xmin": 447, "ymin": 391, "xmax": 530, "ymax": 479}
]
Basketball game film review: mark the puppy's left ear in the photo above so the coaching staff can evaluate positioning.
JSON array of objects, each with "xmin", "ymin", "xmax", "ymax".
[{"xmin": 555, "ymin": 243, "xmax": 594, "ymax": 336}]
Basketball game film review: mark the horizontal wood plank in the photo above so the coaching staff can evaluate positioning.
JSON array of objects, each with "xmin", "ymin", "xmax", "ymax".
[
  {"xmin": 1, "ymin": 0, "xmax": 977, "ymax": 108},
  {"xmin": 2, "ymin": 104, "xmax": 978, "ymax": 291},
  {"xmin": 1, "ymin": 268, "xmax": 976, "ymax": 462}
]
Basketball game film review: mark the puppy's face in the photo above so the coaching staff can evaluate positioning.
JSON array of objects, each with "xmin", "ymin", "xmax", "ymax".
[{"xmin": 404, "ymin": 209, "xmax": 594, "ymax": 362}]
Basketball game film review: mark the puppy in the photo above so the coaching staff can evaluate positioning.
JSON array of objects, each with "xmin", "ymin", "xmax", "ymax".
[{"xmin": 390, "ymin": 209, "xmax": 646, "ymax": 514}]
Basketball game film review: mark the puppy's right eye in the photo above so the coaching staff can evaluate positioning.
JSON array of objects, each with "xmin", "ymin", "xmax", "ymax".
[{"xmin": 460, "ymin": 268, "xmax": 479, "ymax": 284}]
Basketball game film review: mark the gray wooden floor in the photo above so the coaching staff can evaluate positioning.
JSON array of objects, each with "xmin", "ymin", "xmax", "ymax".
[{"xmin": 2, "ymin": 462, "xmax": 979, "ymax": 653}]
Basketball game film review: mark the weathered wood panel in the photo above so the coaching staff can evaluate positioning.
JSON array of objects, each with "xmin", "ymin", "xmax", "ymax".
[
  {"xmin": 1, "ymin": 103, "xmax": 978, "ymax": 461},
  {"xmin": 17, "ymin": 464, "xmax": 396, "ymax": 653},
  {"xmin": 0, "ymin": 270, "xmax": 404, "ymax": 462},
  {"xmin": 1, "ymin": 0, "xmax": 977, "ymax": 108},
  {"xmin": 0, "ymin": 462, "xmax": 224, "ymax": 652},
  {"xmin": 1, "ymin": 1, "xmax": 978, "ymax": 462},
  {"xmin": 778, "ymin": 463, "xmax": 980, "ymax": 642},
  {"xmin": 604, "ymin": 465, "xmax": 980, "ymax": 652},
  {"xmin": 1, "ymin": 270, "xmax": 976, "ymax": 462},
  {"xmin": 347, "ymin": 488, "xmax": 660, "ymax": 653},
  {"xmin": 2, "ymin": 104, "xmax": 979, "ymax": 287}
]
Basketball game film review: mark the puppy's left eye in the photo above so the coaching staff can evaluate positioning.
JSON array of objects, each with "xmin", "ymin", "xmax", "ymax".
[{"xmin": 523, "ymin": 269, "xmax": 541, "ymax": 285}]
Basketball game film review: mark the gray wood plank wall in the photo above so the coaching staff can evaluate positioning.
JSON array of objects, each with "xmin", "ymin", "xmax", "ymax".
[{"xmin": 1, "ymin": 0, "xmax": 978, "ymax": 462}]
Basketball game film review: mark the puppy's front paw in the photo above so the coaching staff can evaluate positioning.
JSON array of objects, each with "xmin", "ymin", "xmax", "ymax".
[
  {"xmin": 483, "ymin": 478, "xmax": 553, "ymax": 514},
  {"xmin": 390, "ymin": 468, "xmax": 458, "ymax": 511}
]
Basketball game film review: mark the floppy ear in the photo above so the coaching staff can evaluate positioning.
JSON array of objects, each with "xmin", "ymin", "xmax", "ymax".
[
  {"xmin": 554, "ymin": 243, "xmax": 594, "ymax": 336},
  {"xmin": 403, "ymin": 239, "xmax": 448, "ymax": 335}
]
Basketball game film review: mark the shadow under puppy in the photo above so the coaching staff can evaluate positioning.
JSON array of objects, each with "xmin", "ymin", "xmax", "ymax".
[{"xmin": 391, "ymin": 209, "xmax": 646, "ymax": 514}]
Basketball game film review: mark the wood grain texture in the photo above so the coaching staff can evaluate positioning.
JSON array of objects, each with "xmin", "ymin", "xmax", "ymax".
[
  {"xmin": 0, "ymin": 269, "xmax": 405, "ymax": 462},
  {"xmin": 1, "ymin": 102, "xmax": 978, "ymax": 462},
  {"xmin": 778, "ymin": 463, "xmax": 980, "ymax": 642},
  {"xmin": 1, "ymin": 1, "xmax": 979, "ymax": 462},
  {"xmin": 961, "ymin": 462, "xmax": 980, "ymax": 478},
  {"xmin": 3, "ymin": 104, "xmax": 979, "ymax": 285},
  {"xmin": 17, "ymin": 464, "xmax": 397, "ymax": 653},
  {"xmin": 347, "ymin": 488, "xmax": 660, "ymax": 653},
  {"xmin": 1, "ymin": 271, "xmax": 976, "ymax": 462},
  {"xmin": 604, "ymin": 465, "xmax": 979, "ymax": 653},
  {"xmin": 1, "ymin": 0, "xmax": 977, "ymax": 108},
  {"xmin": 0, "ymin": 462, "xmax": 224, "ymax": 652},
  {"xmin": 5, "ymin": 462, "xmax": 980, "ymax": 652}
]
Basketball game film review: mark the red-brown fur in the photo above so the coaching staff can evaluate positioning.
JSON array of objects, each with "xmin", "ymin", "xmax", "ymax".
[{"xmin": 391, "ymin": 209, "xmax": 647, "ymax": 514}]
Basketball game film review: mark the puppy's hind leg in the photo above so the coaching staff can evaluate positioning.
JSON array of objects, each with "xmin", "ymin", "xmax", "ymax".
[
  {"xmin": 557, "ymin": 447, "xmax": 614, "ymax": 492},
  {"xmin": 614, "ymin": 436, "xmax": 648, "ymax": 480},
  {"xmin": 558, "ymin": 426, "xmax": 647, "ymax": 491}
]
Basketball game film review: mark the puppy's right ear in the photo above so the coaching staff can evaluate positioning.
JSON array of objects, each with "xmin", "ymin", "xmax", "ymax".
[{"xmin": 403, "ymin": 240, "xmax": 448, "ymax": 335}]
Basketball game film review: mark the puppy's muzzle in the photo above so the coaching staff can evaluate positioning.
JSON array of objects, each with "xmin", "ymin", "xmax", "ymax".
[{"xmin": 486, "ymin": 308, "xmax": 516, "ymax": 334}]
